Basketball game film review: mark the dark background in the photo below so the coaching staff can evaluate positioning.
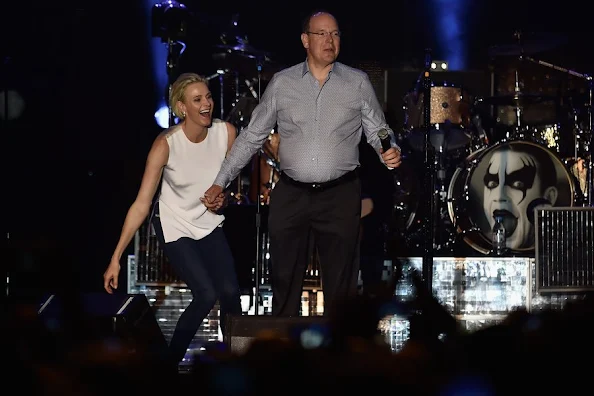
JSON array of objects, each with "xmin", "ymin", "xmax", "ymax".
[{"xmin": 3, "ymin": 0, "xmax": 593, "ymax": 296}]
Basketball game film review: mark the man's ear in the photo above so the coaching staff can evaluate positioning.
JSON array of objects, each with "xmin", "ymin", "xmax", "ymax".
[
  {"xmin": 543, "ymin": 186, "xmax": 559, "ymax": 206},
  {"xmin": 301, "ymin": 33, "xmax": 309, "ymax": 49}
]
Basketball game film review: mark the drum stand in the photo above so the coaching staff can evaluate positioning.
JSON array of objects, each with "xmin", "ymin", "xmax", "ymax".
[
  {"xmin": 421, "ymin": 48, "xmax": 436, "ymax": 290},
  {"xmin": 522, "ymin": 55, "xmax": 594, "ymax": 205},
  {"xmin": 505, "ymin": 68, "xmax": 525, "ymax": 140},
  {"xmin": 252, "ymin": 55, "xmax": 266, "ymax": 315},
  {"xmin": 513, "ymin": 70, "xmax": 523, "ymax": 131}
]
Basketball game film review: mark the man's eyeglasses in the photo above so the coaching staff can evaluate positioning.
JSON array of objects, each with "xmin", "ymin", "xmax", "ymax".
[{"xmin": 306, "ymin": 31, "xmax": 341, "ymax": 39}]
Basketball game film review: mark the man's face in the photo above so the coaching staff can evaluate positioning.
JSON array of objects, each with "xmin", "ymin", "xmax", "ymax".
[
  {"xmin": 301, "ymin": 13, "xmax": 340, "ymax": 67},
  {"xmin": 483, "ymin": 149, "xmax": 543, "ymax": 249}
]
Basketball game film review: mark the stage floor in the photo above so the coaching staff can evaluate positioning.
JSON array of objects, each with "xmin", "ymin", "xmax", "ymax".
[{"xmin": 127, "ymin": 255, "xmax": 585, "ymax": 368}]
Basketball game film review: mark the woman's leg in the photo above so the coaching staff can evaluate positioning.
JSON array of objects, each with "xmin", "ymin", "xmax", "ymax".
[
  {"xmin": 152, "ymin": 217, "xmax": 217, "ymax": 364},
  {"xmin": 200, "ymin": 227, "xmax": 242, "ymax": 339}
]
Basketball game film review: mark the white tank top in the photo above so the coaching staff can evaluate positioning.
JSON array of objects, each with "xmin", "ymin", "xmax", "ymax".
[{"xmin": 158, "ymin": 119, "xmax": 229, "ymax": 243}]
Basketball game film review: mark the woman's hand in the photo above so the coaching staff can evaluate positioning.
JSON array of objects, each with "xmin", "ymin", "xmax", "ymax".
[
  {"xmin": 201, "ymin": 192, "xmax": 227, "ymax": 213},
  {"xmin": 103, "ymin": 259, "xmax": 121, "ymax": 294}
]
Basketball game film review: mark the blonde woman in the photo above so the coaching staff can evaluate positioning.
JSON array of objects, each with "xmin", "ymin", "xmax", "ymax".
[{"xmin": 103, "ymin": 73, "xmax": 241, "ymax": 367}]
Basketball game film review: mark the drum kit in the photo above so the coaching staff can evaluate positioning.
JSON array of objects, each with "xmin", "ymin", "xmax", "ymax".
[
  {"xmin": 201, "ymin": 19, "xmax": 283, "ymax": 207},
  {"xmin": 392, "ymin": 33, "xmax": 593, "ymax": 257},
  {"xmin": 209, "ymin": 25, "xmax": 592, "ymax": 261}
]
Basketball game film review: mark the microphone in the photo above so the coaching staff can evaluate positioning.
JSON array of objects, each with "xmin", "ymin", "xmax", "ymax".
[
  {"xmin": 526, "ymin": 198, "xmax": 551, "ymax": 224},
  {"xmin": 378, "ymin": 128, "xmax": 392, "ymax": 152},
  {"xmin": 378, "ymin": 128, "xmax": 395, "ymax": 171}
]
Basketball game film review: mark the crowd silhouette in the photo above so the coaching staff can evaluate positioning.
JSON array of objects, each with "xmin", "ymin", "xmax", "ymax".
[{"xmin": 3, "ymin": 238, "xmax": 594, "ymax": 396}]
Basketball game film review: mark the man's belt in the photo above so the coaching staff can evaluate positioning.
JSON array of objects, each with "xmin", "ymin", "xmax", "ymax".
[{"xmin": 280, "ymin": 168, "xmax": 359, "ymax": 192}]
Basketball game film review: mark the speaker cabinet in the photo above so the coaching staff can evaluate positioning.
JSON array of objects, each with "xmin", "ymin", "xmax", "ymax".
[
  {"xmin": 37, "ymin": 292, "xmax": 169, "ymax": 360},
  {"xmin": 225, "ymin": 314, "xmax": 331, "ymax": 354},
  {"xmin": 535, "ymin": 206, "xmax": 594, "ymax": 293}
]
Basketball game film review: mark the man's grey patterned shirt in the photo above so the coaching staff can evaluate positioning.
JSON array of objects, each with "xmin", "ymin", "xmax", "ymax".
[{"xmin": 214, "ymin": 60, "xmax": 396, "ymax": 186}]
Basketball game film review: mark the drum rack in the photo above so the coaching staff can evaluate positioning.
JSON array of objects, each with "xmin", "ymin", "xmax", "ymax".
[{"xmin": 520, "ymin": 55, "xmax": 593, "ymax": 205}]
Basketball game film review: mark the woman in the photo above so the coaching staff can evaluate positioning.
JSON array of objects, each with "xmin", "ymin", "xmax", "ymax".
[{"xmin": 103, "ymin": 73, "xmax": 242, "ymax": 366}]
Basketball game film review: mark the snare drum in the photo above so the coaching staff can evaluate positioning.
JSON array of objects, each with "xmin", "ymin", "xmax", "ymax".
[
  {"xmin": 403, "ymin": 82, "xmax": 472, "ymax": 152},
  {"xmin": 447, "ymin": 140, "xmax": 577, "ymax": 255}
]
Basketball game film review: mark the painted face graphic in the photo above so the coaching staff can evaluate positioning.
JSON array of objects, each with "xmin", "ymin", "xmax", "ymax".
[{"xmin": 483, "ymin": 148, "xmax": 555, "ymax": 249}]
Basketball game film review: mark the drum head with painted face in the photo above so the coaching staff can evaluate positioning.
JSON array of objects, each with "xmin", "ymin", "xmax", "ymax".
[
  {"xmin": 450, "ymin": 141, "xmax": 574, "ymax": 253},
  {"xmin": 483, "ymin": 145, "xmax": 561, "ymax": 249}
]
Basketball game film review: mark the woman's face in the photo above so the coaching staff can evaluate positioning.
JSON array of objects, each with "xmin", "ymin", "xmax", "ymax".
[{"xmin": 178, "ymin": 82, "xmax": 214, "ymax": 127}]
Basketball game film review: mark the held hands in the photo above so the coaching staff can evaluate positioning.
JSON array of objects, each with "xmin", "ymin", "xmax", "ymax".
[
  {"xmin": 200, "ymin": 184, "xmax": 223, "ymax": 204},
  {"xmin": 201, "ymin": 188, "xmax": 227, "ymax": 213},
  {"xmin": 103, "ymin": 259, "xmax": 121, "ymax": 294},
  {"xmin": 203, "ymin": 184, "xmax": 224, "ymax": 205},
  {"xmin": 380, "ymin": 146, "xmax": 403, "ymax": 169}
]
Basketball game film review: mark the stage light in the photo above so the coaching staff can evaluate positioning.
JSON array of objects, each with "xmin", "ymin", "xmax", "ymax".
[
  {"xmin": 154, "ymin": 104, "xmax": 172, "ymax": 128},
  {"xmin": 430, "ymin": 0, "xmax": 469, "ymax": 70},
  {"xmin": 430, "ymin": 60, "xmax": 449, "ymax": 71},
  {"xmin": 147, "ymin": 1, "xmax": 193, "ymax": 129},
  {"xmin": 151, "ymin": 0, "xmax": 190, "ymax": 43}
]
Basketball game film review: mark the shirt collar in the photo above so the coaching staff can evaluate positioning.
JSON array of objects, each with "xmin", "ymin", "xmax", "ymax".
[{"xmin": 300, "ymin": 60, "xmax": 340, "ymax": 78}]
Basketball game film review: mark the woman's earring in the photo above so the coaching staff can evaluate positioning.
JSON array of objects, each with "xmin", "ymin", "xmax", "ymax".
[{"xmin": 182, "ymin": 112, "xmax": 186, "ymax": 118}]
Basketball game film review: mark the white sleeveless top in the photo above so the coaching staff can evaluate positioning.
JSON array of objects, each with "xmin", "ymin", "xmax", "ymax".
[{"xmin": 158, "ymin": 119, "xmax": 229, "ymax": 243}]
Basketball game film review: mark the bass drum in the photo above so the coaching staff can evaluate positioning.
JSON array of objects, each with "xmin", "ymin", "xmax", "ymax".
[{"xmin": 447, "ymin": 140, "xmax": 578, "ymax": 255}]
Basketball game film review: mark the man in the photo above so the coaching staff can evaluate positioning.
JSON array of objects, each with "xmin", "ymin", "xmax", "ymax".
[
  {"xmin": 481, "ymin": 143, "xmax": 560, "ymax": 250},
  {"xmin": 204, "ymin": 10, "xmax": 401, "ymax": 316}
]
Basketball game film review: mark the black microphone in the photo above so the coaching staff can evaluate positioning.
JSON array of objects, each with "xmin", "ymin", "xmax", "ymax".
[
  {"xmin": 378, "ymin": 128, "xmax": 395, "ymax": 171},
  {"xmin": 378, "ymin": 128, "xmax": 392, "ymax": 152},
  {"xmin": 526, "ymin": 198, "xmax": 551, "ymax": 224}
]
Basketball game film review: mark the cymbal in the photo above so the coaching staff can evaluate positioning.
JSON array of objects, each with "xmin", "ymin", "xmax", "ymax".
[
  {"xmin": 478, "ymin": 93, "xmax": 557, "ymax": 107},
  {"xmin": 212, "ymin": 40, "xmax": 274, "ymax": 78},
  {"xmin": 215, "ymin": 43, "xmax": 271, "ymax": 60},
  {"xmin": 212, "ymin": 55, "xmax": 283, "ymax": 83},
  {"xmin": 488, "ymin": 32, "xmax": 567, "ymax": 57}
]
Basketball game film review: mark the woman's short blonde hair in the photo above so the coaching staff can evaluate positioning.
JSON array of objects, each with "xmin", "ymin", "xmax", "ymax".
[{"xmin": 169, "ymin": 73, "xmax": 209, "ymax": 119}]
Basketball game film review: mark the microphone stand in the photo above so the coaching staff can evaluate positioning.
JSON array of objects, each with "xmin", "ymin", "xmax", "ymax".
[
  {"xmin": 522, "ymin": 55, "xmax": 593, "ymax": 205},
  {"xmin": 587, "ymin": 76, "xmax": 594, "ymax": 206},
  {"xmin": 422, "ymin": 48, "xmax": 434, "ymax": 292},
  {"xmin": 253, "ymin": 56, "xmax": 264, "ymax": 315}
]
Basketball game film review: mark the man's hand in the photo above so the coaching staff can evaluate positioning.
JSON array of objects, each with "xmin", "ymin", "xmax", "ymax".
[
  {"xmin": 381, "ymin": 146, "xmax": 403, "ymax": 169},
  {"xmin": 218, "ymin": 191, "xmax": 230, "ymax": 210},
  {"xmin": 203, "ymin": 184, "xmax": 224, "ymax": 204},
  {"xmin": 201, "ymin": 192, "xmax": 226, "ymax": 213}
]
